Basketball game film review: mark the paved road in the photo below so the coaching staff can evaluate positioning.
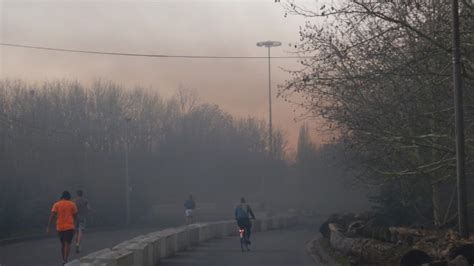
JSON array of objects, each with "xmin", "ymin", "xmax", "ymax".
[
  {"xmin": 161, "ymin": 229, "xmax": 315, "ymax": 266},
  {"xmin": 0, "ymin": 227, "xmax": 320, "ymax": 266},
  {"xmin": 0, "ymin": 227, "xmax": 162, "ymax": 266}
]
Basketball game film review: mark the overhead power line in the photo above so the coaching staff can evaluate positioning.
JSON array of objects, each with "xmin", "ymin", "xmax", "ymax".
[{"xmin": 0, "ymin": 43, "xmax": 312, "ymax": 59}]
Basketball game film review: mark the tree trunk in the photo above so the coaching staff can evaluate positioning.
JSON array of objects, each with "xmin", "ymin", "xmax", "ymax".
[{"xmin": 432, "ymin": 182, "xmax": 442, "ymax": 227}]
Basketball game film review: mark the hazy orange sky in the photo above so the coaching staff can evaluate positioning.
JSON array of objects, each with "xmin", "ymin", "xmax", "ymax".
[{"xmin": 0, "ymin": 0, "xmax": 331, "ymax": 153}]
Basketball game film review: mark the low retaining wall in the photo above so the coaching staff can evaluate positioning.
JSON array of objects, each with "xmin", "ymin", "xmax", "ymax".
[{"xmin": 66, "ymin": 215, "xmax": 297, "ymax": 266}]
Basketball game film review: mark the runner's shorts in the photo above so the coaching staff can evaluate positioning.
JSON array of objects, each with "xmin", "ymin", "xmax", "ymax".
[
  {"xmin": 185, "ymin": 209, "xmax": 194, "ymax": 217},
  {"xmin": 58, "ymin": 229, "xmax": 75, "ymax": 243},
  {"xmin": 76, "ymin": 218, "xmax": 86, "ymax": 231}
]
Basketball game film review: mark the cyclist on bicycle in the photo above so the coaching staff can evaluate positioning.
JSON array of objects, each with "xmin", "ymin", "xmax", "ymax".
[{"xmin": 235, "ymin": 197, "xmax": 256, "ymax": 244}]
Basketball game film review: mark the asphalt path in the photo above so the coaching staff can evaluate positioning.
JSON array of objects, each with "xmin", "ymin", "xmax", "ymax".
[
  {"xmin": 160, "ymin": 228, "xmax": 315, "ymax": 266},
  {"xmin": 0, "ymin": 221, "xmax": 322, "ymax": 266},
  {"xmin": 0, "ymin": 227, "xmax": 162, "ymax": 266}
]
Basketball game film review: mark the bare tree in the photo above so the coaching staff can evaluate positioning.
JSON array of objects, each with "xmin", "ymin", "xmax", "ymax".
[{"xmin": 280, "ymin": 0, "xmax": 474, "ymax": 226}]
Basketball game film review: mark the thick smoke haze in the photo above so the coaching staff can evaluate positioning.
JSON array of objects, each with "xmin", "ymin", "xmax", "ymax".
[{"xmin": 0, "ymin": 0, "xmax": 329, "ymax": 152}]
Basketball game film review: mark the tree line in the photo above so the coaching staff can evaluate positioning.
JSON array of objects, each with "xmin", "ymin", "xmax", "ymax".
[
  {"xmin": 0, "ymin": 80, "xmax": 288, "ymax": 237},
  {"xmin": 281, "ymin": 0, "xmax": 474, "ymax": 227}
]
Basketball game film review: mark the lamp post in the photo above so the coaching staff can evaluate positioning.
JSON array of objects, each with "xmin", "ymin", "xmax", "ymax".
[
  {"xmin": 256, "ymin": 41, "xmax": 281, "ymax": 206},
  {"xmin": 256, "ymin": 40, "xmax": 281, "ymax": 157},
  {"xmin": 124, "ymin": 117, "xmax": 131, "ymax": 226}
]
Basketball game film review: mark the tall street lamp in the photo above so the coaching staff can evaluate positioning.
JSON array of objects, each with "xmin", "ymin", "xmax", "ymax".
[
  {"xmin": 257, "ymin": 41, "xmax": 281, "ymax": 206},
  {"xmin": 256, "ymin": 41, "xmax": 281, "ymax": 156}
]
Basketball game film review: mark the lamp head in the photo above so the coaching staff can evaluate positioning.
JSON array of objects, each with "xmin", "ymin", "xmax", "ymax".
[{"xmin": 256, "ymin": 41, "xmax": 282, "ymax": 48}]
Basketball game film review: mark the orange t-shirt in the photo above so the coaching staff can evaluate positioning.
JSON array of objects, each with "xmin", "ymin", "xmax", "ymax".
[{"xmin": 51, "ymin": 200, "xmax": 78, "ymax": 232}]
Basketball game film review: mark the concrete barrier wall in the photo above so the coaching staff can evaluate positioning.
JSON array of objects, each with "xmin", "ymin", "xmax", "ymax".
[
  {"xmin": 143, "ymin": 233, "xmax": 167, "ymax": 264},
  {"xmin": 224, "ymin": 221, "xmax": 236, "ymax": 236},
  {"xmin": 112, "ymin": 240, "xmax": 153, "ymax": 266},
  {"xmin": 155, "ymin": 229, "xmax": 178, "ymax": 258},
  {"xmin": 186, "ymin": 225, "xmax": 200, "ymax": 246},
  {"xmin": 97, "ymin": 249, "xmax": 134, "ymax": 266},
  {"xmin": 176, "ymin": 227, "xmax": 189, "ymax": 251},
  {"xmin": 67, "ymin": 215, "xmax": 297, "ymax": 266}
]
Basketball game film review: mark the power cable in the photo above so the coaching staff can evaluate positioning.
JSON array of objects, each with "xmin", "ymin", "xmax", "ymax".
[{"xmin": 0, "ymin": 43, "xmax": 311, "ymax": 59}]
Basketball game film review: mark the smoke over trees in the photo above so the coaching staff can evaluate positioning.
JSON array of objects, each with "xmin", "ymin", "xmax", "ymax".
[
  {"xmin": 0, "ymin": 80, "xmax": 288, "ymax": 236},
  {"xmin": 292, "ymin": 123, "xmax": 368, "ymax": 214}
]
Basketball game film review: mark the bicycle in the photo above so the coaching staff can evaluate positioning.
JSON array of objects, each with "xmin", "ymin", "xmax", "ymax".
[{"xmin": 239, "ymin": 228, "xmax": 250, "ymax": 252}]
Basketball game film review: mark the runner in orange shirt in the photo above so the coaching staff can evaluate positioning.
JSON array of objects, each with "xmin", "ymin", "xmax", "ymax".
[{"xmin": 47, "ymin": 191, "xmax": 78, "ymax": 265}]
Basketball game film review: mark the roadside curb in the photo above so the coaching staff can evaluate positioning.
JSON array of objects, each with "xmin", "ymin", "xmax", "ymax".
[{"xmin": 66, "ymin": 215, "xmax": 298, "ymax": 266}]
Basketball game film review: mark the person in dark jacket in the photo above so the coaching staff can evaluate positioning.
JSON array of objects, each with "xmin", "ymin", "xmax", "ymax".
[
  {"xmin": 73, "ymin": 190, "xmax": 91, "ymax": 253},
  {"xmin": 235, "ymin": 197, "xmax": 256, "ymax": 244},
  {"xmin": 184, "ymin": 194, "xmax": 196, "ymax": 225}
]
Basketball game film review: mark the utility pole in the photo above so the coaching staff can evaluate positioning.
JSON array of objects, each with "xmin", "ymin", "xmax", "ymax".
[
  {"xmin": 124, "ymin": 117, "xmax": 131, "ymax": 226},
  {"xmin": 452, "ymin": 0, "xmax": 469, "ymax": 238}
]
